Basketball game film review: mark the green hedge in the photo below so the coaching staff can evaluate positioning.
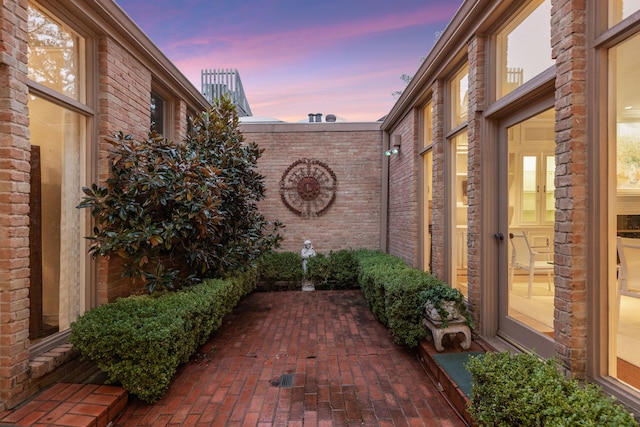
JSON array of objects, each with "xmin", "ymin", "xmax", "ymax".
[
  {"xmin": 256, "ymin": 251, "xmax": 304, "ymax": 283},
  {"xmin": 69, "ymin": 269, "xmax": 256, "ymax": 403},
  {"xmin": 353, "ymin": 250, "xmax": 434, "ymax": 347},
  {"xmin": 467, "ymin": 352, "xmax": 638, "ymax": 427},
  {"xmin": 306, "ymin": 249, "xmax": 360, "ymax": 289}
]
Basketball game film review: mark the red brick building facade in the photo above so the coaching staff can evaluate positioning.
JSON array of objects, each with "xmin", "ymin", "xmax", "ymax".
[{"xmin": 2, "ymin": 0, "xmax": 640, "ymax": 417}]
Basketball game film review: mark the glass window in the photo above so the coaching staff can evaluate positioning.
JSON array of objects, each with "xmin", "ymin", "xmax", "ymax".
[
  {"xmin": 151, "ymin": 91, "xmax": 165, "ymax": 134},
  {"xmin": 27, "ymin": 2, "xmax": 88, "ymax": 341},
  {"xmin": 422, "ymin": 101, "xmax": 434, "ymax": 272},
  {"xmin": 451, "ymin": 65, "xmax": 469, "ymax": 129},
  {"xmin": 608, "ymin": 31, "xmax": 640, "ymax": 390},
  {"xmin": 27, "ymin": 3, "xmax": 84, "ymax": 102},
  {"xmin": 609, "ymin": 0, "xmax": 640, "ymax": 27},
  {"xmin": 422, "ymin": 101, "xmax": 433, "ymax": 149},
  {"xmin": 507, "ymin": 108, "xmax": 555, "ymax": 336},
  {"xmin": 508, "ymin": 109, "xmax": 555, "ymax": 227},
  {"xmin": 496, "ymin": 0, "xmax": 553, "ymax": 99},
  {"xmin": 452, "ymin": 131, "xmax": 469, "ymax": 296}
]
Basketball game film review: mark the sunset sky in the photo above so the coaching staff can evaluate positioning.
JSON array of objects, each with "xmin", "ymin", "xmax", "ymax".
[{"xmin": 114, "ymin": 1, "xmax": 464, "ymax": 122}]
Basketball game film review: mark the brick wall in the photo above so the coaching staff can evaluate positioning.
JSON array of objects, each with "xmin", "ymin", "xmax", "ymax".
[
  {"xmin": 386, "ymin": 111, "xmax": 420, "ymax": 267},
  {"xmin": 240, "ymin": 122, "xmax": 382, "ymax": 254},
  {"xmin": 96, "ymin": 37, "xmax": 153, "ymax": 303},
  {"xmin": 0, "ymin": 0, "xmax": 32, "ymax": 410},
  {"xmin": 551, "ymin": 0, "xmax": 588, "ymax": 377}
]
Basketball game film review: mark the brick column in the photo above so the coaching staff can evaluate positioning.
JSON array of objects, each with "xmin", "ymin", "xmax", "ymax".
[
  {"xmin": 430, "ymin": 81, "xmax": 446, "ymax": 278},
  {"xmin": 551, "ymin": 0, "xmax": 588, "ymax": 377},
  {"xmin": 0, "ymin": 0, "xmax": 32, "ymax": 409},
  {"xmin": 466, "ymin": 35, "xmax": 486, "ymax": 331}
]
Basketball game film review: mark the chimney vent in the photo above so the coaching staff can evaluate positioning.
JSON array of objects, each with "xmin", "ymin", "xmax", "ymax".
[
  {"xmin": 315, "ymin": 113, "xmax": 323, "ymax": 122},
  {"xmin": 308, "ymin": 113, "xmax": 315, "ymax": 123}
]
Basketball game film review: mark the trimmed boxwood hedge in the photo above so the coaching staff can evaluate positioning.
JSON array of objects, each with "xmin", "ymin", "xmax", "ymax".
[
  {"xmin": 467, "ymin": 352, "xmax": 638, "ymax": 427},
  {"xmin": 69, "ymin": 269, "xmax": 256, "ymax": 403}
]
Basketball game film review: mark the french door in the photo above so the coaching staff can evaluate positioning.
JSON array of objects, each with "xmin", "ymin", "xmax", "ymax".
[{"xmin": 497, "ymin": 106, "xmax": 555, "ymax": 358}]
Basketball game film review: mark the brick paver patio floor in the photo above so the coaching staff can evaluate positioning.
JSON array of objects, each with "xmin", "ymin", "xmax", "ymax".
[{"xmin": 114, "ymin": 289, "xmax": 467, "ymax": 426}]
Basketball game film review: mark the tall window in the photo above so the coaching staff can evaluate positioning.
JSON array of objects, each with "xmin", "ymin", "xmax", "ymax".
[
  {"xmin": 449, "ymin": 65, "xmax": 469, "ymax": 294},
  {"xmin": 151, "ymin": 91, "xmax": 165, "ymax": 134},
  {"xmin": 421, "ymin": 101, "xmax": 434, "ymax": 272},
  {"xmin": 27, "ymin": 2, "xmax": 89, "ymax": 340},
  {"xmin": 451, "ymin": 66, "xmax": 469, "ymax": 129},
  {"xmin": 608, "ymin": 31, "xmax": 640, "ymax": 390},
  {"xmin": 496, "ymin": 0, "xmax": 553, "ymax": 99},
  {"xmin": 507, "ymin": 108, "xmax": 555, "ymax": 335}
]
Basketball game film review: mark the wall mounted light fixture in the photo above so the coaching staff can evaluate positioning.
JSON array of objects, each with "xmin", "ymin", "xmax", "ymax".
[
  {"xmin": 385, "ymin": 135, "xmax": 402, "ymax": 156},
  {"xmin": 384, "ymin": 144, "xmax": 400, "ymax": 156}
]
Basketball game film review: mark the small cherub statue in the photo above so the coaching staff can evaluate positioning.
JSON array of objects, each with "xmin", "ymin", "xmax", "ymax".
[{"xmin": 301, "ymin": 240, "xmax": 316, "ymax": 274}]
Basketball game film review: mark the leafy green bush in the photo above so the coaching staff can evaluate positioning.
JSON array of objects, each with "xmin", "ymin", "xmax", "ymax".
[
  {"xmin": 256, "ymin": 251, "xmax": 304, "ymax": 283},
  {"xmin": 69, "ymin": 269, "xmax": 256, "ymax": 403},
  {"xmin": 418, "ymin": 277, "xmax": 474, "ymax": 328},
  {"xmin": 307, "ymin": 249, "xmax": 360, "ymax": 289},
  {"xmin": 467, "ymin": 352, "xmax": 638, "ymax": 427},
  {"xmin": 383, "ymin": 268, "xmax": 432, "ymax": 347},
  {"xmin": 77, "ymin": 97, "xmax": 282, "ymax": 292}
]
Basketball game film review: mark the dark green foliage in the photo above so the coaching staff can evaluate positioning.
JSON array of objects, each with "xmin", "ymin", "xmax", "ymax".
[
  {"xmin": 383, "ymin": 268, "xmax": 432, "ymax": 347},
  {"xmin": 418, "ymin": 278, "xmax": 474, "ymax": 328},
  {"xmin": 69, "ymin": 269, "xmax": 256, "ymax": 403},
  {"xmin": 467, "ymin": 352, "xmax": 638, "ymax": 427},
  {"xmin": 354, "ymin": 249, "xmax": 410, "ymax": 328},
  {"xmin": 306, "ymin": 249, "xmax": 360, "ymax": 289},
  {"xmin": 77, "ymin": 97, "xmax": 282, "ymax": 292},
  {"xmin": 352, "ymin": 249, "xmax": 473, "ymax": 348},
  {"xmin": 257, "ymin": 251, "xmax": 304, "ymax": 283}
]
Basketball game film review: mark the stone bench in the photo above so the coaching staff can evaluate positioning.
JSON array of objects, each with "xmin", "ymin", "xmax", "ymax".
[{"xmin": 423, "ymin": 317, "xmax": 471, "ymax": 352}]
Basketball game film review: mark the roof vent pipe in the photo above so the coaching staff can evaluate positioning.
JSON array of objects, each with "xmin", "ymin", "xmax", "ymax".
[
  {"xmin": 325, "ymin": 114, "xmax": 336, "ymax": 122},
  {"xmin": 308, "ymin": 113, "xmax": 315, "ymax": 123},
  {"xmin": 315, "ymin": 113, "xmax": 323, "ymax": 122}
]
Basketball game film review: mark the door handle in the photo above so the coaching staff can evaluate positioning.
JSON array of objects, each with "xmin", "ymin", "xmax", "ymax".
[{"xmin": 494, "ymin": 232, "xmax": 504, "ymax": 241}]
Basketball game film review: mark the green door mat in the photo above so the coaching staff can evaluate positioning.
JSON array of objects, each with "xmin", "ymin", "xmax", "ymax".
[{"xmin": 431, "ymin": 352, "xmax": 484, "ymax": 397}]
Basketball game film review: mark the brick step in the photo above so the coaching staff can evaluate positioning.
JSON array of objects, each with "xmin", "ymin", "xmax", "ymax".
[{"xmin": 0, "ymin": 383, "xmax": 127, "ymax": 427}]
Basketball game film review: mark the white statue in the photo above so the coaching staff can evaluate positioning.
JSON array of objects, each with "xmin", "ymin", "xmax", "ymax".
[{"xmin": 301, "ymin": 239, "xmax": 316, "ymax": 274}]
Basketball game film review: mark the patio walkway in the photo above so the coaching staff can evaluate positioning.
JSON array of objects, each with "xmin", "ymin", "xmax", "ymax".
[{"xmin": 115, "ymin": 289, "xmax": 469, "ymax": 426}]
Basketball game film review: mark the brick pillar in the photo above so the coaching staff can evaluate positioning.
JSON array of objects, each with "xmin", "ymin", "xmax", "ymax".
[
  {"xmin": 430, "ymin": 80, "xmax": 446, "ymax": 278},
  {"xmin": 466, "ymin": 35, "xmax": 486, "ymax": 331},
  {"xmin": 551, "ymin": 0, "xmax": 588, "ymax": 377},
  {"xmin": 0, "ymin": 0, "xmax": 32, "ymax": 409}
]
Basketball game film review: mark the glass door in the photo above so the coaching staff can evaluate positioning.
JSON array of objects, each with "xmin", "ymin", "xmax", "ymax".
[{"xmin": 498, "ymin": 108, "xmax": 555, "ymax": 358}]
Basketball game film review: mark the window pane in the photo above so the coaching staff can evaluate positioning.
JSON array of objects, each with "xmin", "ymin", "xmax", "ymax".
[
  {"xmin": 28, "ymin": 95, "xmax": 85, "ymax": 338},
  {"xmin": 545, "ymin": 156, "xmax": 555, "ymax": 222},
  {"xmin": 609, "ymin": 0, "xmax": 640, "ymax": 27},
  {"xmin": 452, "ymin": 132, "xmax": 469, "ymax": 296},
  {"xmin": 522, "ymin": 156, "xmax": 538, "ymax": 223},
  {"xmin": 609, "ymin": 31, "xmax": 640, "ymax": 390},
  {"xmin": 422, "ymin": 101, "xmax": 433, "ymax": 149},
  {"xmin": 27, "ymin": 3, "xmax": 83, "ymax": 102},
  {"xmin": 496, "ymin": 0, "xmax": 553, "ymax": 98},
  {"xmin": 151, "ymin": 92, "xmax": 165, "ymax": 134},
  {"xmin": 451, "ymin": 65, "xmax": 469, "ymax": 128}
]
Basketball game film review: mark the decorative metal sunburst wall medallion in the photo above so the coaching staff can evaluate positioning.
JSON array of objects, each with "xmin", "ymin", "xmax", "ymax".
[{"xmin": 279, "ymin": 158, "xmax": 337, "ymax": 217}]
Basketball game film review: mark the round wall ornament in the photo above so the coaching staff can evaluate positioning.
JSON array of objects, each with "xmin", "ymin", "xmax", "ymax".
[{"xmin": 279, "ymin": 158, "xmax": 337, "ymax": 216}]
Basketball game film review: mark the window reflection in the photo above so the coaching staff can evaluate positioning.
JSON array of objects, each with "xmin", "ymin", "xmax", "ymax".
[
  {"xmin": 27, "ymin": 3, "xmax": 82, "ymax": 101},
  {"xmin": 451, "ymin": 66, "xmax": 468, "ymax": 128},
  {"xmin": 609, "ymin": 0, "xmax": 640, "ymax": 27},
  {"xmin": 496, "ymin": 0, "xmax": 553, "ymax": 99}
]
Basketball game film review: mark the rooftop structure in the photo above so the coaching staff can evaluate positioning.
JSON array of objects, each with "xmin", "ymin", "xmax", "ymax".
[{"xmin": 201, "ymin": 68, "xmax": 252, "ymax": 117}]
